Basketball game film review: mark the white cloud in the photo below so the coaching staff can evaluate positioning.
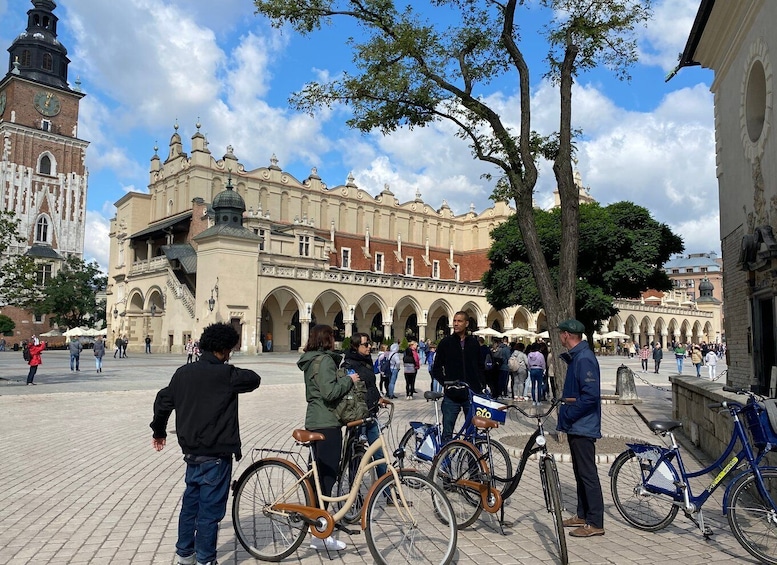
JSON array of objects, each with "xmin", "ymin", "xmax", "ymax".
[
  {"xmin": 638, "ymin": 0, "xmax": 700, "ymax": 72},
  {"xmin": 83, "ymin": 207, "xmax": 112, "ymax": 270}
]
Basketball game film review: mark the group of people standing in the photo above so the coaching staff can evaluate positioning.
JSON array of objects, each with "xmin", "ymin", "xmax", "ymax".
[
  {"xmin": 149, "ymin": 313, "xmax": 606, "ymax": 565},
  {"xmin": 638, "ymin": 341, "xmax": 720, "ymax": 379}
]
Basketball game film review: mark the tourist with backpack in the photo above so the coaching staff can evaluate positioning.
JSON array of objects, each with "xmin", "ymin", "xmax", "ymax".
[
  {"xmin": 385, "ymin": 343, "xmax": 401, "ymax": 399},
  {"xmin": 24, "ymin": 336, "xmax": 46, "ymax": 386},
  {"xmin": 374, "ymin": 344, "xmax": 389, "ymax": 394},
  {"xmin": 508, "ymin": 342, "xmax": 529, "ymax": 400},
  {"xmin": 402, "ymin": 341, "xmax": 420, "ymax": 400}
]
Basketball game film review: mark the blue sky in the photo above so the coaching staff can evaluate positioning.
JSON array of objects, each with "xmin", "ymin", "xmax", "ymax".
[{"xmin": 0, "ymin": 0, "xmax": 717, "ymax": 270}]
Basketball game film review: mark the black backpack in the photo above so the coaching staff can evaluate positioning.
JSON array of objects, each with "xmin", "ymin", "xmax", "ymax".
[
  {"xmin": 403, "ymin": 349, "xmax": 414, "ymax": 364},
  {"xmin": 22, "ymin": 346, "xmax": 31, "ymax": 362}
]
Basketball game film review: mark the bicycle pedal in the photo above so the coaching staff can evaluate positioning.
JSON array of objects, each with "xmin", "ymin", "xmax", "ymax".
[
  {"xmin": 335, "ymin": 524, "xmax": 361, "ymax": 536},
  {"xmin": 702, "ymin": 526, "xmax": 714, "ymax": 537}
]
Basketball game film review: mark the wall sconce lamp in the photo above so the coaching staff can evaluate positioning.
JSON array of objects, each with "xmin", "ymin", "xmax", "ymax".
[
  {"xmin": 113, "ymin": 307, "xmax": 118, "ymax": 319},
  {"xmin": 208, "ymin": 291, "xmax": 216, "ymax": 312},
  {"xmin": 150, "ymin": 304, "xmax": 157, "ymax": 317},
  {"xmin": 214, "ymin": 277, "xmax": 219, "ymax": 298}
]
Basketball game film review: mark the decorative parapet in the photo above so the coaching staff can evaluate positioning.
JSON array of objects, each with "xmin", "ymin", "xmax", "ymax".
[
  {"xmin": 129, "ymin": 256, "xmax": 169, "ymax": 275},
  {"xmin": 613, "ymin": 299, "xmax": 713, "ymax": 318},
  {"xmin": 260, "ymin": 264, "xmax": 486, "ymax": 296}
]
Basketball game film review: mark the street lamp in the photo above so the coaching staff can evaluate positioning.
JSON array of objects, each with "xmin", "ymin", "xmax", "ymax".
[
  {"xmin": 208, "ymin": 290, "xmax": 215, "ymax": 312},
  {"xmin": 150, "ymin": 304, "xmax": 157, "ymax": 317},
  {"xmin": 113, "ymin": 307, "xmax": 119, "ymax": 319}
]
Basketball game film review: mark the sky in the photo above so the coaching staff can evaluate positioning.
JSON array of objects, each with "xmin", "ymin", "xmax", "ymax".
[{"xmin": 0, "ymin": 0, "xmax": 717, "ymax": 271}]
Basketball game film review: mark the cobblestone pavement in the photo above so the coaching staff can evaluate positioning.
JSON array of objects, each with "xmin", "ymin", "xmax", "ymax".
[{"xmin": 0, "ymin": 350, "xmax": 754, "ymax": 564}]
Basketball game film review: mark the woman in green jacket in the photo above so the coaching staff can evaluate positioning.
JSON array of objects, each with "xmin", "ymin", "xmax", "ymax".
[{"xmin": 297, "ymin": 324, "xmax": 359, "ymax": 552}]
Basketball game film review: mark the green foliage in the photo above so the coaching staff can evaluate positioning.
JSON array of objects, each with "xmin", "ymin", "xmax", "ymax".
[
  {"xmin": 0, "ymin": 314, "xmax": 14, "ymax": 336},
  {"xmin": 0, "ymin": 210, "xmax": 24, "ymax": 258},
  {"xmin": 0, "ymin": 255, "xmax": 43, "ymax": 311},
  {"xmin": 483, "ymin": 201, "xmax": 684, "ymax": 334},
  {"xmin": 400, "ymin": 337, "xmax": 409, "ymax": 351},
  {"xmin": 341, "ymin": 336, "xmax": 352, "ymax": 351},
  {"xmin": 38, "ymin": 256, "xmax": 107, "ymax": 329}
]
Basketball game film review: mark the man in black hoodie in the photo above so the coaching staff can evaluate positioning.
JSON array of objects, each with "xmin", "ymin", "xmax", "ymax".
[{"xmin": 150, "ymin": 323, "xmax": 260, "ymax": 565}]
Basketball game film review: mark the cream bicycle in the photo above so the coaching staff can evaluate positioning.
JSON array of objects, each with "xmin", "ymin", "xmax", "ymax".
[{"xmin": 231, "ymin": 399, "xmax": 457, "ymax": 564}]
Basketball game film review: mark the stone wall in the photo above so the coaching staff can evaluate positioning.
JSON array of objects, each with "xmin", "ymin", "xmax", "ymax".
[
  {"xmin": 673, "ymin": 376, "xmax": 777, "ymax": 465},
  {"xmin": 721, "ymin": 225, "xmax": 753, "ymax": 391}
]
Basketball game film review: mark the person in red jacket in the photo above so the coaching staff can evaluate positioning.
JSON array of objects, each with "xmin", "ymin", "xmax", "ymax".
[{"xmin": 25, "ymin": 337, "xmax": 46, "ymax": 386}]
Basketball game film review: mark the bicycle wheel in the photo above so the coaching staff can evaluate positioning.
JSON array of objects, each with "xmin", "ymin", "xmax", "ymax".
[
  {"xmin": 541, "ymin": 456, "xmax": 568, "ymax": 565},
  {"xmin": 609, "ymin": 450, "xmax": 678, "ymax": 531},
  {"xmin": 399, "ymin": 426, "xmax": 434, "ymax": 477},
  {"xmin": 364, "ymin": 470, "xmax": 457, "ymax": 565},
  {"xmin": 232, "ymin": 458, "xmax": 313, "ymax": 561},
  {"xmin": 333, "ymin": 444, "xmax": 376, "ymax": 524},
  {"xmin": 728, "ymin": 468, "xmax": 777, "ymax": 565},
  {"xmin": 429, "ymin": 440, "xmax": 486, "ymax": 528},
  {"xmin": 474, "ymin": 438, "xmax": 513, "ymax": 496}
]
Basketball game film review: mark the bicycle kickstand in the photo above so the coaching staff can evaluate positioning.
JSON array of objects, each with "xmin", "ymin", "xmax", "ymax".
[{"xmin": 684, "ymin": 508, "xmax": 714, "ymax": 539}]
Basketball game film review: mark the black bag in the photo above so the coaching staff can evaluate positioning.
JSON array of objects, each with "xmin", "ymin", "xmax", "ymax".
[
  {"xmin": 311, "ymin": 357, "xmax": 369, "ymax": 425},
  {"xmin": 22, "ymin": 346, "xmax": 31, "ymax": 362},
  {"xmin": 484, "ymin": 353, "xmax": 494, "ymax": 371},
  {"xmin": 444, "ymin": 382, "xmax": 470, "ymax": 403},
  {"xmin": 403, "ymin": 349, "xmax": 414, "ymax": 364}
]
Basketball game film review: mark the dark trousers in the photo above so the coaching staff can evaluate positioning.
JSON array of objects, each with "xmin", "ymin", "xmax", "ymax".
[
  {"xmin": 26, "ymin": 365, "xmax": 38, "ymax": 384},
  {"xmin": 568, "ymin": 434, "xmax": 604, "ymax": 529},
  {"xmin": 379, "ymin": 375, "xmax": 389, "ymax": 394},
  {"xmin": 498, "ymin": 369, "xmax": 509, "ymax": 397},
  {"xmin": 641, "ymin": 359, "xmax": 648, "ymax": 371},
  {"xmin": 441, "ymin": 397, "xmax": 471, "ymax": 442},
  {"xmin": 404, "ymin": 372, "xmax": 417, "ymax": 396},
  {"xmin": 654, "ymin": 359, "xmax": 661, "ymax": 373},
  {"xmin": 310, "ymin": 426, "xmax": 342, "ymax": 505}
]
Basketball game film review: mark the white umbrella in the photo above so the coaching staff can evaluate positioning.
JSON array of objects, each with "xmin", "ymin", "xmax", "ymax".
[
  {"xmin": 63, "ymin": 327, "xmax": 89, "ymax": 337},
  {"xmin": 473, "ymin": 327, "xmax": 505, "ymax": 338},
  {"xmin": 536, "ymin": 330, "xmax": 550, "ymax": 339},
  {"xmin": 601, "ymin": 330, "xmax": 630, "ymax": 340},
  {"xmin": 39, "ymin": 328, "xmax": 63, "ymax": 337},
  {"xmin": 504, "ymin": 327, "xmax": 535, "ymax": 339}
]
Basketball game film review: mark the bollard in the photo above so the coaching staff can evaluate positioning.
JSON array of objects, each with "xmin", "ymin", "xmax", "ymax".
[{"xmin": 615, "ymin": 364, "xmax": 641, "ymax": 404}]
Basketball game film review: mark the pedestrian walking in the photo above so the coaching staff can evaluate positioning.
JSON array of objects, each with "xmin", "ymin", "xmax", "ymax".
[
  {"xmin": 704, "ymin": 348, "xmax": 718, "ymax": 380},
  {"xmin": 674, "ymin": 343, "xmax": 686, "ymax": 373},
  {"xmin": 403, "ymin": 341, "xmax": 420, "ymax": 399},
  {"xmin": 691, "ymin": 345, "xmax": 703, "ymax": 377},
  {"xmin": 556, "ymin": 319, "xmax": 605, "ymax": 538},
  {"xmin": 122, "ymin": 335, "xmax": 129, "ymax": 358},
  {"xmin": 145, "ymin": 335, "xmax": 152, "ymax": 354},
  {"xmin": 25, "ymin": 337, "xmax": 46, "ymax": 386},
  {"xmin": 639, "ymin": 344, "xmax": 650, "ymax": 372},
  {"xmin": 93, "ymin": 336, "xmax": 106, "ymax": 373},
  {"xmin": 652, "ymin": 343, "xmax": 663, "ymax": 373},
  {"xmin": 68, "ymin": 336, "xmax": 83, "ymax": 371},
  {"xmin": 431, "ymin": 311, "xmax": 484, "ymax": 441},
  {"xmin": 386, "ymin": 343, "xmax": 401, "ymax": 399},
  {"xmin": 150, "ymin": 322, "xmax": 261, "ymax": 565},
  {"xmin": 185, "ymin": 338, "xmax": 195, "ymax": 363},
  {"xmin": 114, "ymin": 336, "xmax": 123, "ymax": 358}
]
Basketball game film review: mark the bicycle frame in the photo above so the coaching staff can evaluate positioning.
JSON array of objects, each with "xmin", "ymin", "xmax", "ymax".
[{"xmin": 628, "ymin": 404, "xmax": 777, "ymax": 517}]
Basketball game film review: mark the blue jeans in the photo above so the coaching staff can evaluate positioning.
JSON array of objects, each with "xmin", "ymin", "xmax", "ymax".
[
  {"xmin": 388, "ymin": 367, "xmax": 399, "ymax": 397},
  {"xmin": 70, "ymin": 353, "xmax": 80, "ymax": 371},
  {"xmin": 676, "ymin": 356, "xmax": 684, "ymax": 373},
  {"xmin": 176, "ymin": 456, "xmax": 232, "ymax": 564},
  {"xmin": 441, "ymin": 397, "xmax": 471, "ymax": 442},
  {"xmin": 530, "ymin": 368, "xmax": 544, "ymax": 402},
  {"xmin": 95, "ymin": 356, "xmax": 102, "ymax": 371},
  {"xmin": 365, "ymin": 420, "xmax": 388, "ymax": 477}
]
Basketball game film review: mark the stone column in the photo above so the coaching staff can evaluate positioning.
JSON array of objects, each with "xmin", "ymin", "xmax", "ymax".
[{"xmin": 418, "ymin": 324, "xmax": 427, "ymax": 342}]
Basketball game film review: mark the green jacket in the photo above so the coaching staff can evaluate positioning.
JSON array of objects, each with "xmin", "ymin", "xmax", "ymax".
[{"xmin": 298, "ymin": 350, "xmax": 352, "ymax": 429}]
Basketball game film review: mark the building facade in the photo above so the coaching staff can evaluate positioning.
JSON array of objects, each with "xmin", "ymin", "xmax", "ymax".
[
  {"xmin": 106, "ymin": 123, "xmax": 719, "ymax": 355},
  {"xmin": 0, "ymin": 0, "xmax": 88, "ymax": 342},
  {"xmin": 680, "ymin": 0, "xmax": 777, "ymax": 392}
]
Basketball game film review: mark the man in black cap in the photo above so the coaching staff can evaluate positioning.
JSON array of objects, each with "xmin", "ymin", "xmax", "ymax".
[{"xmin": 556, "ymin": 318, "xmax": 605, "ymax": 538}]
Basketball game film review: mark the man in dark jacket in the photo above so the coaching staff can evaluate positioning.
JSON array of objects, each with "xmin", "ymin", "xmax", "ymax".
[
  {"xmin": 432, "ymin": 311, "xmax": 484, "ymax": 441},
  {"xmin": 150, "ymin": 323, "xmax": 260, "ymax": 565},
  {"xmin": 556, "ymin": 319, "xmax": 604, "ymax": 538}
]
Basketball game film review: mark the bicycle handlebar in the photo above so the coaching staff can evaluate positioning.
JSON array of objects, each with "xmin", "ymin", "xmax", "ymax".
[{"xmin": 506, "ymin": 398, "xmax": 563, "ymax": 420}]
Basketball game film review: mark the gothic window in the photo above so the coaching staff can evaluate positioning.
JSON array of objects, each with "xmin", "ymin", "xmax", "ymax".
[
  {"xmin": 35, "ymin": 216, "xmax": 49, "ymax": 243},
  {"xmin": 40, "ymin": 155, "xmax": 51, "ymax": 175},
  {"xmin": 432, "ymin": 260, "xmax": 440, "ymax": 279},
  {"xmin": 375, "ymin": 252, "xmax": 384, "ymax": 273},
  {"xmin": 341, "ymin": 248, "xmax": 351, "ymax": 269},
  {"xmin": 36, "ymin": 263, "xmax": 52, "ymax": 286},
  {"xmin": 42, "ymin": 53, "xmax": 53, "ymax": 71},
  {"xmin": 405, "ymin": 256, "xmax": 414, "ymax": 276}
]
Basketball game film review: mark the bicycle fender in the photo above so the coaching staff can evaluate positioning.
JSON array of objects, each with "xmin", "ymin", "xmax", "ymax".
[
  {"xmin": 232, "ymin": 457, "xmax": 317, "ymax": 508},
  {"xmin": 721, "ymin": 466, "xmax": 777, "ymax": 516}
]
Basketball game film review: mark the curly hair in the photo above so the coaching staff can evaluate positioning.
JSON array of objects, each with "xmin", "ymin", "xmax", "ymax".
[{"xmin": 198, "ymin": 323, "xmax": 239, "ymax": 353}]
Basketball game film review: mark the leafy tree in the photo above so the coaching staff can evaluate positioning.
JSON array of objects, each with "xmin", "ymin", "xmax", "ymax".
[
  {"xmin": 484, "ymin": 201, "xmax": 685, "ymax": 342},
  {"xmin": 252, "ymin": 0, "xmax": 652, "ymax": 386},
  {"xmin": 0, "ymin": 210, "xmax": 24, "ymax": 258},
  {"xmin": 1, "ymin": 255, "xmax": 44, "ymax": 311},
  {"xmin": 0, "ymin": 314, "xmax": 14, "ymax": 336},
  {"xmin": 37, "ymin": 256, "xmax": 107, "ymax": 329}
]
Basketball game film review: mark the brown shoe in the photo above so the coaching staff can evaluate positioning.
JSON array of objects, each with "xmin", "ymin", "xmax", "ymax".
[
  {"xmin": 569, "ymin": 524, "xmax": 605, "ymax": 537},
  {"xmin": 562, "ymin": 516, "xmax": 586, "ymax": 528}
]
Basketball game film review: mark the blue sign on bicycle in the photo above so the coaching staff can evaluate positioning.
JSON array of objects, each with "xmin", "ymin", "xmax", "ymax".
[{"xmin": 472, "ymin": 395, "xmax": 507, "ymax": 423}]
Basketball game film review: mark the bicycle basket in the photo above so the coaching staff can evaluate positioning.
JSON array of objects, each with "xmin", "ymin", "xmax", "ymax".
[
  {"xmin": 744, "ymin": 399, "xmax": 777, "ymax": 450},
  {"xmin": 471, "ymin": 395, "xmax": 507, "ymax": 423}
]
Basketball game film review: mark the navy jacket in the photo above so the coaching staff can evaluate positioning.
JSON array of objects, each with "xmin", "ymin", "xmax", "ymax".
[
  {"xmin": 557, "ymin": 341, "xmax": 601, "ymax": 438},
  {"xmin": 431, "ymin": 333, "xmax": 484, "ymax": 393}
]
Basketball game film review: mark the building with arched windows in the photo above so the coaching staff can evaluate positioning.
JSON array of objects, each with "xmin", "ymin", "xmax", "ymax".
[{"xmin": 0, "ymin": 0, "xmax": 89, "ymax": 341}]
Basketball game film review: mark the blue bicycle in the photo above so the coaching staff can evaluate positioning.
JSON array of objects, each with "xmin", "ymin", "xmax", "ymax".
[
  {"xmin": 610, "ymin": 387, "xmax": 777, "ymax": 564},
  {"xmin": 397, "ymin": 390, "xmax": 513, "ymax": 493}
]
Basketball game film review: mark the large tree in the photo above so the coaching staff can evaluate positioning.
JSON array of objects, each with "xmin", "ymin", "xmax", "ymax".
[
  {"xmin": 37, "ymin": 255, "xmax": 107, "ymax": 329},
  {"xmin": 484, "ymin": 201, "xmax": 685, "ymax": 343},
  {"xmin": 252, "ymin": 0, "xmax": 651, "ymax": 380},
  {"xmin": 0, "ymin": 210, "xmax": 24, "ymax": 258}
]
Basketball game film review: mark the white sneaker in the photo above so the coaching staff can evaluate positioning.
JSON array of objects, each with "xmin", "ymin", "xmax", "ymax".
[
  {"xmin": 176, "ymin": 555, "xmax": 196, "ymax": 565},
  {"xmin": 310, "ymin": 536, "xmax": 346, "ymax": 551}
]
